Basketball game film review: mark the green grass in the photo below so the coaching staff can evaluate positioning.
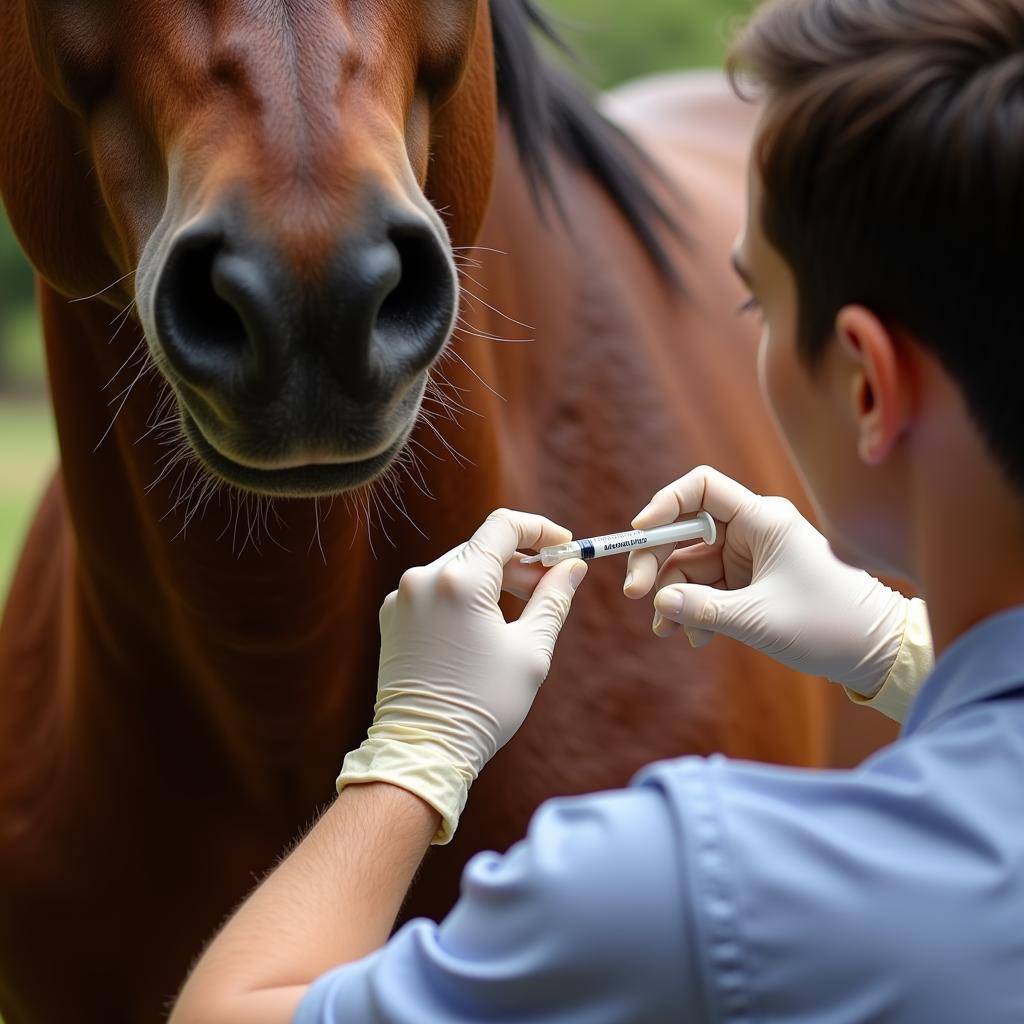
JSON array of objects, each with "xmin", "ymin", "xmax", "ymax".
[
  {"xmin": 1, "ymin": 305, "xmax": 45, "ymax": 393},
  {"xmin": 0, "ymin": 400, "xmax": 57, "ymax": 604}
]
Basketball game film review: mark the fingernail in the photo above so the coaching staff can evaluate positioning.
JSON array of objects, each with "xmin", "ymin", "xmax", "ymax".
[
  {"xmin": 631, "ymin": 504, "xmax": 654, "ymax": 528},
  {"xmin": 656, "ymin": 591, "xmax": 683, "ymax": 617},
  {"xmin": 569, "ymin": 561, "xmax": 589, "ymax": 590},
  {"xmin": 652, "ymin": 612, "xmax": 664, "ymax": 634},
  {"xmin": 623, "ymin": 572, "xmax": 634, "ymax": 593},
  {"xmin": 685, "ymin": 627, "xmax": 699, "ymax": 649}
]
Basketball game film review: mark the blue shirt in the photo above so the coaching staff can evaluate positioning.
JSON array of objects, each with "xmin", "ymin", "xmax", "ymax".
[{"xmin": 295, "ymin": 608, "xmax": 1024, "ymax": 1023}]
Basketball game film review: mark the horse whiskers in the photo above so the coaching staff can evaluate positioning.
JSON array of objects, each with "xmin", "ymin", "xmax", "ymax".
[
  {"xmin": 342, "ymin": 492, "xmax": 363, "ymax": 554},
  {"xmin": 142, "ymin": 384, "xmax": 177, "ymax": 431},
  {"xmin": 369, "ymin": 483, "xmax": 398, "ymax": 548},
  {"xmin": 458, "ymin": 285, "xmax": 534, "ymax": 332},
  {"xmin": 306, "ymin": 497, "xmax": 327, "ymax": 564},
  {"xmin": 427, "ymin": 363, "xmax": 473, "ymax": 395},
  {"xmin": 265, "ymin": 502, "xmax": 289, "ymax": 554},
  {"xmin": 179, "ymin": 475, "xmax": 220, "ymax": 536},
  {"xmin": 67, "ymin": 269, "xmax": 137, "ymax": 304},
  {"xmin": 420, "ymin": 393, "xmax": 463, "ymax": 427},
  {"xmin": 453, "ymin": 319, "xmax": 533, "ymax": 345},
  {"xmin": 102, "ymin": 338, "xmax": 147, "ymax": 392},
  {"xmin": 138, "ymin": 393, "xmax": 450, "ymax": 558},
  {"xmin": 375, "ymin": 460, "xmax": 428, "ymax": 541},
  {"xmin": 451, "ymin": 244, "xmax": 509, "ymax": 258},
  {"xmin": 220, "ymin": 488, "xmax": 258, "ymax": 556},
  {"xmin": 106, "ymin": 301, "xmax": 139, "ymax": 346},
  {"xmin": 438, "ymin": 346, "xmax": 507, "ymax": 404},
  {"xmin": 240, "ymin": 492, "xmax": 266, "ymax": 559},
  {"xmin": 415, "ymin": 409, "xmax": 474, "ymax": 469},
  {"xmin": 393, "ymin": 445, "xmax": 435, "ymax": 502},
  {"xmin": 423, "ymin": 378, "xmax": 475, "ymax": 423},
  {"xmin": 134, "ymin": 386, "xmax": 289, "ymax": 556},
  {"xmin": 148, "ymin": 447, "xmax": 192, "ymax": 494},
  {"xmin": 405, "ymin": 435, "xmax": 445, "ymax": 465},
  {"xmin": 340, "ymin": 488, "xmax": 375, "ymax": 560},
  {"xmin": 453, "ymin": 267, "xmax": 492, "ymax": 293},
  {"xmin": 360, "ymin": 490, "xmax": 379, "ymax": 561},
  {"xmin": 137, "ymin": 411, "xmax": 180, "ymax": 446},
  {"xmin": 94, "ymin": 349, "xmax": 153, "ymax": 454}
]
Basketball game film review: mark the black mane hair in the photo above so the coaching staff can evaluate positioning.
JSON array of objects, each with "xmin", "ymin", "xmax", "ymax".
[{"xmin": 489, "ymin": 0, "xmax": 684, "ymax": 281}]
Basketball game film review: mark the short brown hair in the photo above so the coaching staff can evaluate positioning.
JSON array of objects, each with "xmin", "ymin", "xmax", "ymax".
[{"xmin": 729, "ymin": 0, "xmax": 1024, "ymax": 492}]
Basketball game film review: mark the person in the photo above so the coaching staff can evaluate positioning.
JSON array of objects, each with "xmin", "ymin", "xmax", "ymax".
[{"xmin": 170, "ymin": 0, "xmax": 1024, "ymax": 1020}]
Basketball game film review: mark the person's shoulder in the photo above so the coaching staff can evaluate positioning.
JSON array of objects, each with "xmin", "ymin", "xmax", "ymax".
[{"xmin": 636, "ymin": 743, "xmax": 1024, "ymax": 1022}]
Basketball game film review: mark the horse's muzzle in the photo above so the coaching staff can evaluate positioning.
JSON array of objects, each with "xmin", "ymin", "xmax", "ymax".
[{"xmin": 149, "ymin": 194, "xmax": 456, "ymax": 486}]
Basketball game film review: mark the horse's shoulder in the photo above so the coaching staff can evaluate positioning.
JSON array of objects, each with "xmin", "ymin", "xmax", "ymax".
[
  {"xmin": 599, "ymin": 70, "xmax": 758, "ymax": 238},
  {"xmin": 601, "ymin": 69, "xmax": 759, "ymax": 148}
]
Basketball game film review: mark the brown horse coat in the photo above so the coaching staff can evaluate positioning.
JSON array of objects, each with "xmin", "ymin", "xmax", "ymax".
[{"xmin": 0, "ymin": 3, "xmax": 877, "ymax": 1020}]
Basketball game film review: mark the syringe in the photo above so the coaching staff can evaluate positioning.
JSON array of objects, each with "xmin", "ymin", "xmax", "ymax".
[{"xmin": 520, "ymin": 512, "xmax": 717, "ymax": 567}]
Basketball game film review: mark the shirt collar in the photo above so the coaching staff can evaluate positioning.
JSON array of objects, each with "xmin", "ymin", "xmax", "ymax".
[{"xmin": 903, "ymin": 605, "xmax": 1024, "ymax": 735}]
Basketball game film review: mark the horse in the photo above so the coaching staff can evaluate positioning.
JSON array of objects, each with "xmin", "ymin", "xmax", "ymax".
[{"xmin": 0, "ymin": 1, "xmax": 882, "ymax": 1019}]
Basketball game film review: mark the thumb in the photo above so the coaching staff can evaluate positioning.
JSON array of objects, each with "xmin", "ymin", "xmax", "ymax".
[
  {"xmin": 654, "ymin": 583, "xmax": 757, "ymax": 649},
  {"xmin": 518, "ymin": 559, "xmax": 588, "ymax": 655}
]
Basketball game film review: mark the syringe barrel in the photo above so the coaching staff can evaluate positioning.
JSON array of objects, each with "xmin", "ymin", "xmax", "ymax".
[
  {"xmin": 537, "ymin": 513, "xmax": 715, "ymax": 566},
  {"xmin": 638, "ymin": 514, "xmax": 714, "ymax": 548}
]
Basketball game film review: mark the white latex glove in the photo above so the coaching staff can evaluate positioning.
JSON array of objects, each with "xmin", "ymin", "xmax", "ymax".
[
  {"xmin": 624, "ymin": 466, "xmax": 918, "ymax": 697},
  {"xmin": 337, "ymin": 509, "xmax": 588, "ymax": 844}
]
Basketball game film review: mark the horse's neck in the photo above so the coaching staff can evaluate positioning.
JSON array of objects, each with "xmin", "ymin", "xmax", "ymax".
[
  {"xmin": 29, "ymin": 124, "xmax": 584, "ymax": 768},
  {"xmin": 35, "ymin": 272, "xmax": 512, "ymax": 739}
]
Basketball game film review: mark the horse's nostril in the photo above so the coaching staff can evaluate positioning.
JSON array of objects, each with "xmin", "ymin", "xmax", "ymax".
[
  {"xmin": 377, "ymin": 223, "xmax": 455, "ymax": 349},
  {"xmin": 173, "ymin": 239, "xmax": 249, "ymax": 353},
  {"xmin": 154, "ymin": 224, "xmax": 286, "ymax": 400}
]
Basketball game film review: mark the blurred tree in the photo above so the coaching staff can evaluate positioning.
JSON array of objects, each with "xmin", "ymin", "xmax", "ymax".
[
  {"xmin": 544, "ymin": 0, "xmax": 755, "ymax": 88},
  {"xmin": 0, "ymin": 213, "xmax": 38, "ymax": 392}
]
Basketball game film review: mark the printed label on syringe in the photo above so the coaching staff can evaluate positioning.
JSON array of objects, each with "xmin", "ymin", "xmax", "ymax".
[{"xmin": 577, "ymin": 530, "xmax": 648, "ymax": 560}]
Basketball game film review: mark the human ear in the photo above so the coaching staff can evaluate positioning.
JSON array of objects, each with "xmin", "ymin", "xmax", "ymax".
[{"xmin": 835, "ymin": 305, "xmax": 911, "ymax": 466}]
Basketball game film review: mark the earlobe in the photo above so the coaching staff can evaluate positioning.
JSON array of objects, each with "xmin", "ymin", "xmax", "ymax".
[{"xmin": 850, "ymin": 372, "xmax": 886, "ymax": 465}]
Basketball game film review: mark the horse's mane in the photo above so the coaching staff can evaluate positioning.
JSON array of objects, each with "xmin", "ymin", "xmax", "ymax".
[{"xmin": 490, "ymin": 0, "xmax": 683, "ymax": 281}]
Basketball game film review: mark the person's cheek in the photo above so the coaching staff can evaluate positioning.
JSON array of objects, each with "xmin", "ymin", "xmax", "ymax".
[
  {"xmin": 757, "ymin": 326, "xmax": 791, "ymax": 436},
  {"xmin": 756, "ymin": 328, "xmax": 772, "ymax": 410},
  {"xmin": 758, "ymin": 323, "xmax": 814, "ymax": 482}
]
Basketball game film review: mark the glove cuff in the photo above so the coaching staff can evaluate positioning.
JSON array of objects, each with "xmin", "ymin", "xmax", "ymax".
[
  {"xmin": 844, "ymin": 598, "xmax": 934, "ymax": 724},
  {"xmin": 336, "ymin": 734, "xmax": 475, "ymax": 845}
]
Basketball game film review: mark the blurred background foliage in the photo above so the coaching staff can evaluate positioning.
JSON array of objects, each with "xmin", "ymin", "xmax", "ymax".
[{"xmin": 0, "ymin": 0, "xmax": 753, "ymax": 593}]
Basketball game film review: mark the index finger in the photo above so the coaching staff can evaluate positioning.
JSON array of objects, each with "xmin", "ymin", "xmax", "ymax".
[
  {"xmin": 624, "ymin": 526, "xmax": 724, "ymax": 599},
  {"xmin": 466, "ymin": 508, "xmax": 573, "ymax": 567},
  {"xmin": 631, "ymin": 466, "xmax": 760, "ymax": 530}
]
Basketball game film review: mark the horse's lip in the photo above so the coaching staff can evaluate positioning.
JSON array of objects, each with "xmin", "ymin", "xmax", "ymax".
[
  {"xmin": 178, "ymin": 397, "xmax": 402, "ymax": 472},
  {"xmin": 214, "ymin": 439, "xmax": 397, "ymax": 472},
  {"xmin": 178, "ymin": 408, "xmax": 413, "ymax": 496}
]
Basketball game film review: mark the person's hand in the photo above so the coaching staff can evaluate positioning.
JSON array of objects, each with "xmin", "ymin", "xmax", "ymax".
[
  {"xmin": 337, "ymin": 509, "xmax": 588, "ymax": 844},
  {"xmin": 624, "ymin": 466, "xmax": 912, "ymax": 695}
]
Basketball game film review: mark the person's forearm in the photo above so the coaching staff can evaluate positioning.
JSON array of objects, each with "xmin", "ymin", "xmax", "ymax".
[{"xmin": 170, "ymin": 782, "xmax": 440, "ymax": 1024}]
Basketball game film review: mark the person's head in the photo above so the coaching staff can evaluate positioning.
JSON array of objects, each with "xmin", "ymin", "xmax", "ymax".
[{"xmin": 728, "ymin": 0, "xmax": 1024, "ymax": 578}]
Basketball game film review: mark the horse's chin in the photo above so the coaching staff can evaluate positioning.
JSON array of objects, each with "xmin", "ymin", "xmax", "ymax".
[{"xmin": 179, "ymin": 407, "xmax": 416, "ymax": 498}]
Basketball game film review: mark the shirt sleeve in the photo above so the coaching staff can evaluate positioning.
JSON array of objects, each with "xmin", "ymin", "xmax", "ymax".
[
  {"xmin": 293, "ymin": 784, "xmax": 706, "ymax": 1024},
  {"xmin": 640, "ymin": 721, "xmax": 1024, "ymax": 1023},
  {"xmin": 845, "ymin": 597, "xmax": 934, "ymax": 722}
]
